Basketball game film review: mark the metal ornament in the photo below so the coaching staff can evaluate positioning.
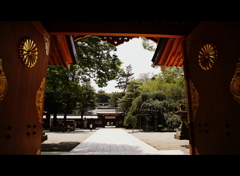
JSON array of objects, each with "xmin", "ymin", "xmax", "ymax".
[
  {"xmin": 0, "ymin": 59, "xmax": 8, "ymax": 101},
  {"xmin": 189, "ymin": 80, "xmax": 199, "ymax": 122},
  {"xmin": 19, "ymin": 38, "xmax": 38, "ymax": 67},
  {"xmin": 43, "ymin": 29, "xmax": 50, "ymax": 55},
  {"xmin": 198, "ymin": 43, "xmax": 218, "ymax": 70},
  {"xmin": 37, "ymin": 149, "xmax": 41, "ymax": 155},
  {"xmin": 230, "ymin": 58, "xmax": 240, "ymax": 104},
  {"xmin": 194, "ymin": 147, "xmax": 199, "ymax": 155},
  {"xmin": 36, "ymin": 78, "xmax": 46, "ymax": 123}
]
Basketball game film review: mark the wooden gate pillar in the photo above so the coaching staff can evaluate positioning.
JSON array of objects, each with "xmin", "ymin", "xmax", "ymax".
[
  {"xmin": 0, "ymin": 21, "xmax": 49, "ymax": 155},
  {"xmin": 183, "ymin": 21, "xmax": 240, "ymax": 155}
]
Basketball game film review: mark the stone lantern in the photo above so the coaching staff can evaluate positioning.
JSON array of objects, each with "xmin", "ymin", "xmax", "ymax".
[{"xmin": 174, "ymin": 104, "xmax": 189, "ymax": 140}]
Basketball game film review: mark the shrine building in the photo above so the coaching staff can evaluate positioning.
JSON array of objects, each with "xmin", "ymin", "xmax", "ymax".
[{"xmin": 43, "ymin": 107, "xmax": 124, "ymax": 128}]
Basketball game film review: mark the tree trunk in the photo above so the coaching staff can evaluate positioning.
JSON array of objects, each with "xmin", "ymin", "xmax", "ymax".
[
  {"xmin": 53, "ymin": 112, "xmax": 57, "ymax": 127},
  {"xmin": 64, "ymin": 99, "xmax": 71, "ymax": 126},
  {"xmin": 46, "ymin": 113, "xmax": 51, "ymax": 129},
  {"xmin": 64, "ymin": 111, "xmax": 67, "ymax": 126},
  {"xmin": 80, "ymin": 111, "xmax": 84, "ymax": 128}
]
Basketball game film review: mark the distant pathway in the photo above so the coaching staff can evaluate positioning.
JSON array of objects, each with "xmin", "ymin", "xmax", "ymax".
[
  {"xmin": 69, "ymin": 128, "xmax": 162, "ymax": 155},
  {"xmin": 42, "ymin": 128, "xmax": 189, "ymax": 155}
]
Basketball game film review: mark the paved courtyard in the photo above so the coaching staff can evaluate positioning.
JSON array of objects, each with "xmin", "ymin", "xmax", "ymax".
[{"xmin": 41, "ymin": 128, "xmax": 189, "ymax": 155}]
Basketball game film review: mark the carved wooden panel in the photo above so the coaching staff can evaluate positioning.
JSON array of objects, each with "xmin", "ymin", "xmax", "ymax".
[
  {"xmin": 0, "ymin": 21, "xmax": 49, "ymax": 155},
  {"xmin": 73, "ymin": 35, "xmax": 137, "ymax": 46},
  {"xmin": 0, "ymin": 59, "xmax": 7, "ymax": 101},
  {"xmin": 230, "ymin": 58, "xmax": 240, "ymax": 104},
  {"xmin": 184, "ymin": 21, "xmax": 240, "ymax": 155}
]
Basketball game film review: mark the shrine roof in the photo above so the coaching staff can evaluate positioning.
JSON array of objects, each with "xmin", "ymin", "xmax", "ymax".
[
  {"xmin": 151, "ymin": 37, "xmax": 185, "ymax": 70},
  {"xmin": 96, "ymin": 108, "xmax": 123, "ymax": 114},
  {"xmin": 38, "ymin": 21, "xmax": 201, "ymax": 69}
]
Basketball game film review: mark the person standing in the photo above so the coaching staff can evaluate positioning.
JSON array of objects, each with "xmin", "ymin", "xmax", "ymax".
[
  {"xmin": 90, "ymin": 123, "xmax": 92, "ymax": 131},
  {"xmin": 67, "ymin": 124, "xmax": 70, "ymax": 133}
]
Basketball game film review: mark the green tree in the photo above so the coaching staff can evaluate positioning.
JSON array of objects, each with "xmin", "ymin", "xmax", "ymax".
[
  {"xmin": 141, "ymin": 37, "xmax": 156, "ymax": 51},
  {"xmin": 45, "ymin": 64, "xmax": 86, "ymax": 126},
  {"xmin": 124, "ymin": 90, "xmax": 168, "ymax": 131},
  {"xmin": 156, "ymin": 67, "xmax": 184, "ymax": 86},
  {"xmin": 123, "ymin": 67, "xmax": 186, "ymax": 131},
  {"xmin": 125, "ymin": 115, "xmax": 138, "ymax": 133},
  {"xmin": 117, "ymin": 80, "xmax": 143, "ymax": 114},
  {"xmin": 164, "ymin": 112, "xmax": 181, "ymax": 131},
  {"xmin": 115, "ymin": 64, "xmax": 134, "ymax": 92},
  {"xmin": 156, "ymin": 67, "xmax": 186, "ymax": 111},
  {"xmin": 75, "ymin": 36, "xmax": 122, "ymax": 87},
  {"xmin": 96, "ymin": 90, "xmax": 111, "ymax": 103},
  {"xmin": 137, "ymin": 72, "xmax": 156, "ymax": 83},
  {"xmin": 45, "ymin": 36, "xmax": 122, "ymax": 126},
  {"xmin": 108, "ymin": 92, "xmax": 125, "ymax": 107},
  {"xmin": 74, "ymin": 82, "xmax": 97, "ymax": 126}
]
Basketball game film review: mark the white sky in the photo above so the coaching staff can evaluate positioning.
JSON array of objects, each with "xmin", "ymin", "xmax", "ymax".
[{"xmin": 92, "ymin": 38, "xmax": 161, "ymax": 93}]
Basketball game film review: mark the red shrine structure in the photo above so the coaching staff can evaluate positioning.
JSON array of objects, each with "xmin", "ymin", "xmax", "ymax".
[{"xmin": 1, "ymin": 21, "xmax": 240, "ymax": 155}]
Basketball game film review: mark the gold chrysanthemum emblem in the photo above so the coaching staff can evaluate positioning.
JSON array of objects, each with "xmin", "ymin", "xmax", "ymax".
[
  {"xmin": 19, "ymin": 38, "xmax": 38, "ymax": 68},
  {"xmin": 198, "ymin": 43, "xmax": 218, "ymax": 70}
]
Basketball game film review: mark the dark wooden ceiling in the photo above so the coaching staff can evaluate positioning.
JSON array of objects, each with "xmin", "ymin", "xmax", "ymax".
[{"xmin": 40, "ymin": 21, "xmax": 200, "ymax": 37}]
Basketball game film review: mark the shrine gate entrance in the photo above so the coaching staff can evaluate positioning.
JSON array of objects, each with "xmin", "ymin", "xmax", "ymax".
[{"xmin": 1, "ymin": 21, "xmax": 240, "ymax": 155}]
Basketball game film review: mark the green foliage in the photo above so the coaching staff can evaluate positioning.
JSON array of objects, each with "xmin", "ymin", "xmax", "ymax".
[
  {"xmin": 45, "ymin": 65, "xmax": 82, "ymax": 115},
  {"xmin": 115, "ymin": 64, "xmax": 134, "ymax": 91},
  {"xmin": 124, "ymin": 115, "xmax": 138, "ymax": 132},
  {"xmin": 108, "ymin": 92, "xmax": 125, "ymax": 107},
  {"xmin": 117, "ymin": 80, "xmax": 143, "ymax": 114},
  {"xmin": 96, "ymin": 91, "xmax": 111, "ymax": 103},
  {"xmin": 125, "ymin": 79, "xmax": 143, "ymax": 95},
  {"xmin": 138, "ymin": 80, "xmax": 162, "ymax": 93},
  {"xmin": 123, "ymin": 67, "xmax": 186, "ymax": 131},
  {"xmin": 75, "ymin": 36, "xmax": 122, "ymax": 87},
  {"xmin": 73, "ymin": 83, "xmax": 97, "ymax": 116},
  {"xmin": 45, "ymin": 36, "xmax": 123, "ymax": 126},
  {"xmin": 97, "ymin": 90, "xmax": 105, "ymax": 94},
  {"xmin": 164, "ymin": 112, "xmax": 181, "ymax": 131},
  {"xmin": 124, "ymin": 90, "xmax": 167, "ymax": 127},
  {"xmin": 141, "ymin": 37, "xmax": 156, "ymax": 51},
  {"xmin": 137, "ymin": 72, "xmax": 155, "ymax": 83},
  {"xmin": 156, "ymin": 67, "xmax": 184, "ymax": 86}
]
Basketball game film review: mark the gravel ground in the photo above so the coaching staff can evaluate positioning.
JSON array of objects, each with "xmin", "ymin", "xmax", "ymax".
[
  {"xmin": 42, "ymin": 128, "xmax": 189, "ymax": 151},
  {"xmin": 124, "ymin": 129, "xmax": 189, "ymax": 150}
]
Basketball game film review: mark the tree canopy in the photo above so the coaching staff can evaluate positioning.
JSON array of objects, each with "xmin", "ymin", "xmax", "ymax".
[
  {"xmin": 122, "ymin": 67, "xmax": 185, "ymax": 131},
  {"xmin": 44, "ymin": 36, "xmax": 122, "ymax": 126},
  {"xmin": 141, "ymin": 37, "xmax": 156, "ymax": 52},
  {"xmin": 96, "ymin": 90, "xmax": 111, "ymax": 104},
  {"xmin": 115, "ymin": 64, "xmax": 134, "ymax": 92},
  {"xmin": 75, "ymin": 36, "xmax": 122, "ymax": 87},
  {"xmin": 108, "ymin": 92, "xmax": 125, "ymax": 107},
  {"xmin": 73, "ymin": 82, "xmax": 97, "ymax": 119},
  {"xmin": 117, "ymin": 80, "xmax": 143, "ymax": 114}
]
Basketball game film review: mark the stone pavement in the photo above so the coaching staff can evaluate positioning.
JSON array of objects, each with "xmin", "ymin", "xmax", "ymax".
[{"xmin": 41, "ymin": 128, "xmax": 189, "ymax": 155}]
